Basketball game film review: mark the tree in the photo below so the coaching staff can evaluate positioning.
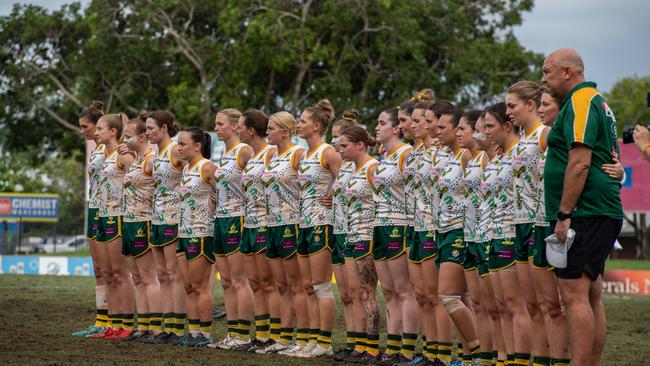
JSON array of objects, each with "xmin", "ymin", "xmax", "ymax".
[{"xmin": 605, "ymin": 75, "xmax": 650, "ymax": 135}]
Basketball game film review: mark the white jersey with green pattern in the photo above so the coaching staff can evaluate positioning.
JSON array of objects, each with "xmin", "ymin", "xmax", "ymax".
[
  {"xmin": 242, "ymin": 144, "xmax": 273, "ymax": 229},
  {"xmin": 403, "ymin": 142, "xmax": 424, "ymax": 224},
  {"xmin": 492, "ymin": 142, "xmax": 518, "ymax": 239},
  {"xmin": 214, "ymin": 142, "xmax": 249, "ymax": 218},
  {"xmin": 98, "ymin": 150, "xmax": 125, "ymax": 217},
  {"xmin": 298, "ymin": 142, "xmax": 335, "ymax": 228},
  {"xmin": 263, "ymin": 145, "xmax": 302, "ymax": 227},
  {"xmin": 88, "ymin": 144, "xmax": 108, "ymax": 209},
  {"xmin": 152, "ymin": 141, "xmax": 182, "ymax": 225},
  {"xmin": 430, "ymin": 146, "xmax": 452, "ymax": 231},
  {"xmin": 477, "ymin": 154, "xmax": 500, "ymax": 242},
  {"xmin": 513, "ymin": 122, "xmax": 547, "ymax": 224},
  {"xmin": 437, "ymin": 148, "xmax": 468, "ymax": 233},
  {"xmin": 345, "ymin": 158, "xmax": 378, "ymax": 242},
  {"xmin": 535, "ymin": 150, "xmax": 549, "ymax": 227},
  {"xmin": 372, "ymin": 143, "xmax": 411, "ymax": 226},
  {"xmin": 179, "ymin": 158, "xmax": 215, "ymax": 238},
  {"xmin": 462, "ymin": 151, "xmax": 487, "ymax": 242},
  {"xmin": 414, "ymin": 145, "xmax": 435, "ymax": 232},
  {"xmin": 123, "ymin": 150, "xmax": 154, "ymax": 222},
  {"xmin": 332, "ymin": 161, "xmax": 354, "ymax": 235}
]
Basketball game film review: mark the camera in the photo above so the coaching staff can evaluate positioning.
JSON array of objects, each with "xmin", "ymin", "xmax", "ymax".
[{"xmin": 621, "ymin": 92, "xmax": 650, "ymax": 144}]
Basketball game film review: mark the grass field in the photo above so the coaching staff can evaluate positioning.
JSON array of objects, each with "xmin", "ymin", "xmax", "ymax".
[{"xmin": 1, "ymin": 276, "xmax": 649, "ymax": 365}]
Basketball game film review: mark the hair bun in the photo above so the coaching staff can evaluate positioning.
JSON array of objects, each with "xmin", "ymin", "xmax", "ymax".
[
  {"xmin": 367, "ymin": 135, "xmax": 377, "ymax": 147},
  {"xmin": 138, "ymin": 110, "xmax": 149, "ymax": 122},
  {"xmin": 90, "ymin": 100, "xmax": 104, "ymax": 112},
  {"xmin": 342, "ymin": 109, "xmax": 359, "ymax": 122},
  {"xmin": 317, "ymin": 99, "xmax": 335, "ymax": 121},
  {"xmin": 411, "ymin": 89, "xmax": 434, "ymax": 102}
]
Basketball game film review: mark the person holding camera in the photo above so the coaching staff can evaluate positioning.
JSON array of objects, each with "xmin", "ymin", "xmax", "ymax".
[
  {"xmin": 542, "ymin": 48, "xmax": 624, "ymax": 366},
  {"xmin": 633, "ymin": 125, "xmax": 650, "ymax": 160}
]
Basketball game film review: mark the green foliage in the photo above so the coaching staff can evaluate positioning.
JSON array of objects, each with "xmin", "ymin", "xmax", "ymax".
[
  {"xmin": 1, "ymin": 0, "xmax": 542, "ymax": 161},
  {"xmin": 604, "ymin": 75, "xmax": 650, "ymax": 134}
]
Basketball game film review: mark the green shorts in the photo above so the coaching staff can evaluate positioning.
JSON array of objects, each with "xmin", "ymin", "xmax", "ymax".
[
  {"xmin": 463, "ymin": 241, "xmax": 479, "ymax": 271},
  {"xmin": 515, "ymin": 223, "xmax": 534, "ymax": 263},
  {"xmin": 408, "ymin": 230, "xmax": 436, "ymax": 263},
  {"xmin": 241, "ymin": 227, "xmax": 268, "ymax": 255},
  {"xmin": 214, "ymin": 216, "xmax": 244, "ymax": 256},
  {"xmin": 373, "ymin": 225, "xmax": 407, "ymax": 261},
  {"xmin": 350, "ymin": 240, "xmax": 372, "ymax": 260},
  {"xmin": 297, "ymin": 225, "xmax": 333, "ymax": 256},
  {"xmin": 150, "ymin": 224, "xmax": 178, "ymax": 248},
  {"xmin": 435, "ymin": 229, "xmax": 466, "ymax": 265},
  {"xmin": 532, "ymin": 225, "xmax": 552, "ymax": 269},
  {"xmin": 179, "ymin": 237, "xmax": 215, "ymax": 263},
  {"xmin": 266, "ymin": 224, "xmax": 299, "ymax": 260},
  {"xmin": 122, "ymin": 221, "xmax": 151, "ymax": 257},
  {"xmin": 96, "ymin": 216, "xmax": 122, "ymax": 243},
  {"xmin": 344, "ymin": 236, "xmax": 356, "ymax": 259},
  {"xmin": 86, "ymin": 208, "xmax": 100, "ymax": 239},
  {"xmin": 475, "ymin": 241, "xmax": 491, "ymax": 277},
  {"xmin": 332, "ymin": 234, "xmax": 346, "ymax": 265},
  {"xmin": 406, "ymin": 226, "xmax": 415, "ymax": 249},
  {"xmin": 489, "ymin": 237, "xmax": 516, "ymax": 271}
]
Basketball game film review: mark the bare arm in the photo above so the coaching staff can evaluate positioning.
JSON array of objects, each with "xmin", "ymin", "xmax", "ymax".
[{"xmin": 555, "ymin": 144, "xmax": 592, "ymax": 241}]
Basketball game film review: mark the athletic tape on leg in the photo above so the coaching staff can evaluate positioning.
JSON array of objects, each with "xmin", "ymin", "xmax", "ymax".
[
  {"xmin": 439, "ymin": 294, "xmax": 464, "ymax": 314},
  {"xmin": 313, "ymin": 281, "xmax": 334, "ymax": 299}
]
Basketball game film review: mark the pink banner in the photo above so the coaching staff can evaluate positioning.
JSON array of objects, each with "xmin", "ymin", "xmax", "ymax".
[
  {"xmin": 620, "ymin": 144, "xmax": 650, "ymax": 212},
  {"xmin": 602, "ymin": 269, "xmax": 650, "ymax": 296}
]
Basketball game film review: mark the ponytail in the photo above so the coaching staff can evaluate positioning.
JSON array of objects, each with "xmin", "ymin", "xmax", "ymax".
[{"xmin": 183, "ymin": 127, "xmax": 212, "ymax": 159}]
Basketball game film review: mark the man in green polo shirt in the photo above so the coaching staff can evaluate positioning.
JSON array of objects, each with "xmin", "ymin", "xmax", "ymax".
[{"xmin": 542, "ymin": 48, "xmax": 623, "ymax": 366}]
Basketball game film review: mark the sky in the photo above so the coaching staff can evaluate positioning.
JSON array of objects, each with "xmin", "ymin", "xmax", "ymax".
[{"xmin": 2, "ymin": 0, "xmax": 649, "ymax": 92}]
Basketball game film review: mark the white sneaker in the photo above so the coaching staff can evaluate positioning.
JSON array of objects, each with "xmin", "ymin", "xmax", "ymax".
[
  {"xmin": 292, "ymin": 343, "xmax": 317, "ymax": 358},
  {"xmin": 212, "ymin": 335, "xmax": 239, "ymax": 350},
  {"xmin": 257, "ymin": 341, "xmax": 290, "ymax": 354},
  {"xmin": 306, "ymin": 344, "xmax": 334, "ymax": 357},
  {"xmin": 277, "ymin": 343, "xmax": 304, "ymax": 356}
]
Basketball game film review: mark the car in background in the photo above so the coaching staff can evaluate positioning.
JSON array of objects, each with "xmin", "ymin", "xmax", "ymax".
[{"xmin": 34, "ymin": 235, "xmax": 87, "ymax": 254}]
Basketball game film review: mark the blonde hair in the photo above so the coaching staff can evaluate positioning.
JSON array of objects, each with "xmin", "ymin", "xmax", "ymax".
[
  {"xmin": 269, "ymin": 111, "xmax": 297, "ymax": 135},
  {"xmin": 304, "ymin": 99, "xmax": 335, "ymax": 134},
  {"xmin": 218, "ymin": 108, "xmax": 242, "ymax": 125},
  {"xmin": 507, "ymin": 80, "xmax": 542, "ymax": 107},
  {"xmin": 99, "ymin": 113, "xmax": 128, "ymax": 142},
  {"xmin": 333, "ymin": 109, "xmax": 359, "ymax": 130}
]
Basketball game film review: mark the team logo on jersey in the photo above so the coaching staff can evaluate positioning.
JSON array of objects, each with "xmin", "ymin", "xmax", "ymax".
[
  {"xmin": 283, "ymin": 227, "xmax": 294, "ymax": 238},
  {"xmin": 259, "ymin": 227, "xmax": 267, "ymax": 233},
  {"xmin": 313, "ymin": 226, "xmax": 323, "ymax": 234},
  {"xmin": 451, "ymin": 238, "xmax": 464, "ymax": 248},
  {"xmin": 136, "ymin": 229, "xmax": 146, "ymax": 238},
  {"xmin": 314, "ymin": 235, "xmax": 321, "ymax": 242},
  {"xmin": 502, "ymin": 238, "xmax": 514, "ymax": 246},
  {"xmin": 452, "ymin": 249, "xmax": 459, "ymax": 257},
  {"xmin": 228, "ymin": 224, "xmax": 239, "ymax": 234},
  {"xmin": 389, "ymin": 228, "xmax": 401, "ymax": 238}
]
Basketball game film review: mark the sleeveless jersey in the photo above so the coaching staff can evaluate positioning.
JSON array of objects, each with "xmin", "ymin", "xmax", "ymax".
[
  {"xmin": 345, "ymin": 158, "xmax": 379, "ymax": 242},
  {"xmin": 477, "ymin": 154, "xmax": 500, "ymax": 243},
  {"xmin": 332, "ymin": 161, "xmax": 354, "ymax": 234},
  {"xmin": 88, "ymin": 144, "xmax": 108, "ymax": 209},
  {"xmin": 462, "ymin": 151, "xmax": 487, "ymax": 242},
  {"xmin": 413, "ymin": 146, "xmax": 435, "ymax": 232},
  {"xmin": 242, "ymin": 144, "xmax": 273, "ymax": 228},
  {"xmin": 430, "ymin": 146, "xmax": 452, "ymax": 231},
  {"xmin": 535, "ymin": 150, "xmax": 549, "ymax": 227},
  {"xmin": 152, "ymin": 141, "xmax": 182, "ymax": 225},
  {"xmin": 123, "ymin": 151, "xmax": 154, "ymax": 222},
  {"xmin": 263, "ymin": 145, "xmax": 302, "ymax": 227},
  {"xmin": 98, "ymin": 150, "xmax": 125, "ymax": 217},
  {"xmin": 179, "ymin": 159, "xmax": 215, "ymax": 238},
  {"xmin": 513, "ymin": 122, "xmax": 546, "ymax": 224},
  {"xmin": 437, "ymin": 148, "xmax": 468, "ymax": 233},
  {"xmin": 372, "ymin": 143, "xmax": 412, "ymax": 226},
  {"xmin": 298, "ymin": 142, "xmax": 335, "ymax": 228},
  {"xmin": 492, "ymin": 142, "xmax": 518, "ymax": 239},
  {"xmin": 403, "ymin": 143, "xmax": 424, "ymax": 224},
  {"xmin": 214, "ymin": 142, "xmax": 249, "ymax": 218}
]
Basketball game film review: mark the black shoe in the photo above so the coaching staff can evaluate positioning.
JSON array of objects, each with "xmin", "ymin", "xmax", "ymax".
[
  {"xmin": 246, "ymin": 338, "xmax": 269, "ymax": 353},
  {"xmin": 334, "ymin": 348, "xmax": 354, "ymax": 362},
  {"xmin": 391, "ymin": 354, "xmax": 412, "ymax": 366},
  {"xmin": 212, "ymin": 307, "xmax": 226, "ymax": 320},
  {"xmin": 375, "ymin": 353, "xmax": 398, "ymax": 366},
  {"xmin": 124, "ymin": 330, "xmax": 146, "ymax": 341},
  {"xmin": 359, "ymin": 352, "xmax": 383, "ymax": 364},
  {"xmin": 135, "ymin": 331, "xmax": 155, "ymax": 343},
  {"xmin": 147, "ymin": 332, "xmax": 172, "ymax": 344},
  {"xmin": 343, "ymin": 350, "xmax": 367, "ymax": 363},
  {"xmin": 167, "ymin": 333, "xmax": 183, "ymax": 346}
]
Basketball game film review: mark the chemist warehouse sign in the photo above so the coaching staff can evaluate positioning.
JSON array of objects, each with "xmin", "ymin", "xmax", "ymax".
[{"xmin": 0, "ymin": 193, "xmax": 59, "ymax": 222}]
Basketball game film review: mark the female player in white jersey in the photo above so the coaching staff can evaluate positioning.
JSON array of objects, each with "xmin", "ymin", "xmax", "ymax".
[
  {"xmin": 92, "ymin": 113, "xmax": 136, "ymax": 340},
  {"xmin": 118, "ymin": 112, "xmax": 162, "ymax": 341},
  {"xmin": 73, "ymin": 101, "xmax": 109, "ymax": 337},
  {"xmin": 261, "ymin": 112, "xmax": 309, "ymax": 355},
  {"xmin": 371, "ymin": 107, "xmax": 418, "ymax": 366},
  {"xmin": 484, "ymin": 102, "xmax": 533, "ymax": 365},
  {"xmin": 435, "ymin": 107, "xmax": 481, "ymax": 364},
  {"xmin": 407, "ymin": 99, "xmax": 442, "ymax": 365},
  {"xmin": 506, "ymin": 81, "xmax": 550, "ymax": 366},
  {"xmin": 329, "ymin": 110, "xmax": 358, "ymax": 360},
  {"xmin": 295, "ymin": 99, "xmax": 342, "ymax": 357},
  {"xmin": 211, "ymin": 108, "xmax": 255, "ymax": 350},
  {"xmin": 176, "ymin": 127, "xmax": 217, "ymax": 347},
  {"xmin": 145, "ymin": 110, "xmax": 187, "ymax": 344},
  {"xmin": 337, "ymin": 125, "xmax": 381, "ymax": 363},
  {"xmin": 238, "ymin": 109, "xmax": 282, "ymax": 351}
]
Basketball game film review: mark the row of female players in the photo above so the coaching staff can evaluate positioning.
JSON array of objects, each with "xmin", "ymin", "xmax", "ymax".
[{"xmin": 72, "ymin": 80, "xmax": 623, "ymax": 366}]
